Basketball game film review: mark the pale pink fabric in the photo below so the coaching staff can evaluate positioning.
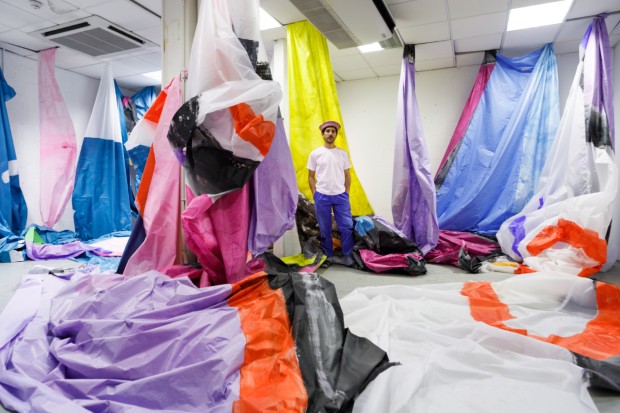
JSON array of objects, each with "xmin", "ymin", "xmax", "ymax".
[
  {"xmin": 123, "ymin": 76, "xmax": 183, "ymax": 276},
  {"xmin": 38, "ymin": 48, "xmax": 77, "ymax": 228}
]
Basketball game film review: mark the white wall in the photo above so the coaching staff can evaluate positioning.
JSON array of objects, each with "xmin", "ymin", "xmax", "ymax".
[
  {"xmin": 338, "ymin": 52, "xmax": 580, "ymax": 221},
  {"xmin": 2, "ymin": 51, "xmax": 99, "ymax": 231}
]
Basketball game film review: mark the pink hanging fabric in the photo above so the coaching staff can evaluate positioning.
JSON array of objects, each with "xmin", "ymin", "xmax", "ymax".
[
  {"xmin": 38, "ymin": 48, "xmax": 77, "ymax": 228},
  {"xmin": 181, "ymin": 185, "xmax": 252, "ymax": 287},
  {"xmin": 123, "ymin": 76, "xmax": 183, "ymax": 277}
]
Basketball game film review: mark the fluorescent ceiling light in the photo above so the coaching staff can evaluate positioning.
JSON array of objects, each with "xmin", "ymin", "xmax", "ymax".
[
  {"xmin": 507, "ymin": 0, "xmax": 573, "ymax": 31},
  {"xmin": 142, "ymin": 70, "xmax": 161, "ymax": 81},
  {"xmin": 358, "ymin": 43, "xmax": 383, "ymax": 53},
  {"xmin": 260, "ymin": 8, "xmax": 281, "ymax": 30}
]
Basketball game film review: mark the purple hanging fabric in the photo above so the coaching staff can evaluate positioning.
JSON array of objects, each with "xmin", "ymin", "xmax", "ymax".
[
  {"xmin": 248, "ymin": 117, "xmax": 298, "ymax": 255},
  {"xmin": 435, "ymin": 51, "xmax": 496, "ymax": 186},
  {"xmin": 391, "ymin": 46, "xmax": 438, "ymax": 254},
  {"xmin": 38, "ymin": 48, "xmax": 77, "ymax": 228}
]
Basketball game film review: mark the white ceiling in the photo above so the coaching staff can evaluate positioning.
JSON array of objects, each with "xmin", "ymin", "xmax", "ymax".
[{"xmin": 0, "ymin": 0, "xmax": 619, "ymax": 89}]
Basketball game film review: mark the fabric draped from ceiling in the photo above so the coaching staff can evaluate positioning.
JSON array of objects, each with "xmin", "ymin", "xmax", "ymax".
[
  {"xmin": 435, "ymin": 45, "xmax": 560, "ymax": 235},
  {"xmin": 72, "ymin": 65, "xmax": 132, "ymax": 240},
  {"xmin": 38, "ymin": 48, "xmax": 77, "ymax": 229},
  {"xmin": 0, "ymin": 65, "xmax": 27, "ymax": 234},
  {"xmin": 248, "ymin": 116, "xmax": 298, "ymax": 255},
  {"xmin": 392, "ymin": 45, "xmax": 438, "ymax": 254},
  {"xmin": 166, "ymin": 0, "xmax": 281, "ymax": 285},
  {"xmin": 122, "ymin": 76, "xmax": 182, "ymax": 277},
  {"xmin": 497, "ymin": 17, "xmax": 617, "ymax": 276},
  {"xmin": 287, "ymin": 21, "xmax": 373, "ymax": 216}
]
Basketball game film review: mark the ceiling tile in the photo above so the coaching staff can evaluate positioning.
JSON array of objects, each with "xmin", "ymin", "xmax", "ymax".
[
  {"xmin": 373, "ymin": 64, "xmax": 402, "ymax": 77},
  {"xmin": 0, "ymin": 29, "xmax": 56, "ymax": 52},
  {"xmin": 503, "ymin": 24, "xmax": 561, "ymax": 50},
  {"xmin": 456, "ymin": 51, "xmax": 485, "ymax": 66},
  {"xmin": 130, "ymin": 51, "xmax": 160, "ymax": 66},
  {"xmin": 135, "ymin": 25, "xmax": 162, "ymax": 46},
  {"xmin": 567, "ymin": 0, "xmax": 620, "ymax": 19},
  {"xmin": 415, "ymin": 40, "xmax": 453, "ymax": 61},
  {"xmin": 609, "ymin": 34, "xmax": 620, "ymax": 47},
  {"xmin": 415, "ymin": 57, "xmax": 454, "ymax": 71},
  {"xmin": 335, "ymin": 67, "xmax": 376, "ymax": 81},
  {"xmin": 260, "ymin": 0, "xmax": 306, "ymax": 24},
  {"xmin": 328, "ymin": 41, "xmax": 360, "ymax": 58},
  {"xmin": 552, "ymin": 39, "xmax": 580, "ymax": 55},
  {"xmin": 389, "ymin": 0, "xmax": 447, "ymax": 28},
  {"xmin": 0, "ymin": 2, "xmax": 46, "ymax": 29},
  {"xmin": 131, "ymin": 0, "xmax": 161, "ymax": 16},
  {"xmin": 556, "ymin": 19, "xmax": 593, "ymax": 42},
  {"xmin": 511, "ymin": 0, "xmax": 559, "ymax": 8},
  {"xmin": 454, "ymin": 33, "xmax": 502, "ymax": 53},
  {"xmin": 53, "ymin": 47, "xmax": 100, "ymax": 69},
  {"xmin": 0, "ymin": 40, "xmax": 36, "ymax": 57},
  {"xmin": 399, "ymin": 21, "xmax": 450, "ymax": 44},
  {"xmin": 103, "ymin": 55, "xmax": 159, "ymax": 76},
  {"xmin": 260, "ymin": 26, "xmax": 287, "ymax": 42},
  {"xmin": 85, "ymin": 0, "xmax": 160, "ymax": 31},
  {"xmin": 2, "ymin": 0, "xmax": 89, "ymax": 25},
  {"xmin": 362, "ymin": 48, "xmax": 404, "ymax": 67},
  {"xmin": 115, "ymin": 74, "xmax": 160, "ymax": 91},
  {"xmin": 70, "ymin": 62, "xmax": 105, "ymax": 78},
  {"xmin": 0, "ymin": 22, "xmax": 11, "ymax": 33},
  {"xmin": 331, "ymin": 54, "xmax": 370, "ymax": 72},
  {"xmin": 447, "ymin": 0, "xmax": 509, "ymax": 19},
  {"xmin": 451, "ymin": 12, "xmax": 507, "ymax": 39},
  {"xmin": 64, "ymin": 0, "xmax": 115, "ymax": 7}
]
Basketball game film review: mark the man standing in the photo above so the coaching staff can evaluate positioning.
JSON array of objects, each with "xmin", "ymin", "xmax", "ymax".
[{"xmin": 307, "ymin": 120, "xmax": 354, "ymax": 265}]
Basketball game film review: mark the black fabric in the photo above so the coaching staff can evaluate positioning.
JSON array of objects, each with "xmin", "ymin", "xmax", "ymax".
[
  {"xmin": 457, "ymin": 247, "xmax": 505, "ymax": 273},
  {"xmin": 268, "ymin": 271, "xmax": 393, "ymax": 412},
  {"xmin": 116, "ymin": 215, "xmax": 146, "ymax": 274},
  {"xmin": 574, "ymin": 353, "xmax": 620, "ymax": 392}
]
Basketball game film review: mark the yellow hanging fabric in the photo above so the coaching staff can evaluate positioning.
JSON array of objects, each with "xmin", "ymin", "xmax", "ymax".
[{"xmin": 287, "ymin": 21, "xmax": 373, "ymax": 216}]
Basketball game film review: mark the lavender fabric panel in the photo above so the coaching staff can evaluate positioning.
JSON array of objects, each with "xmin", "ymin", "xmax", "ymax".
[
  {"xmin": 25, "ymin": 240, "xmax": 114, "ymax": 260},
  {"xmin": 0, "ymin": 270, "xmax": 244, "ymax": 412},
  {"xmin": 581, "ymin": 17, "xmax": 614, "ymax": 149},
  {"xmin": 391, "ymin": 57, "xmax": 438, "ymax": 254},
  {"xmin": 248, "ymin": 117, "xmax": 298, "ymax": 255}
]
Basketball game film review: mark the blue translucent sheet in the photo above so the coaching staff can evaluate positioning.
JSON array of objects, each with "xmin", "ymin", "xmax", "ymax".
[{"xmin": 436, "ymin": 45, "xmax": 560, "ymax": 235}]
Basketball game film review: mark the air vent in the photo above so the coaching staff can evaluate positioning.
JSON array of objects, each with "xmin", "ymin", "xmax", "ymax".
[
  {"xmin": 32, "ymin": 16, "xmax": 152, "ymax": 57},
  {"xmin": 291, "ymin": 0, "xmax": 400, "ymax": 49}
]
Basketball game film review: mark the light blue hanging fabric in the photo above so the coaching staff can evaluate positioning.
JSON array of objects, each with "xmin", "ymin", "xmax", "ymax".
[
  {"xmin": 0, "ymin": 66, "xmax": 27, "ymax": 234},
  {"xmin": 436, "ymin": 45, "xmax": 560, "ymax": 235}
]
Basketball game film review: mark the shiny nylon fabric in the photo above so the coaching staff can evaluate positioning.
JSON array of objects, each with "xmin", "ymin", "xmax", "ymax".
[
  {"xmin": 391, "ymin": 50, "xmax": 438, "ymax": 254},
  {"xmin": 38, "ymin": 48, "xmax": 77, "ymax": 228},
  {"xmin": 168, "ymin": 0, "xmax": 280, "ymax": 284},
  {"xmin": 122, "ymin": 76, "xmax": 182, "ymax": 277},
  {"xmin": 287, "ymin": 21, "xmax": 373, "ymax": 216},
  {"xmin": 435, "ymin": 51, "xmax": 496, "ymax": 186},
  {"xmin": 497, "ymin": 18, "xmax": 617, "ymax": 275},
  {"xmin": 248, "ymin": 117, "xmax": 298, "ymax": 255},
  {"xmin": 342, "ymin": 272, "xmax": 620, "ymax": 412},
  {"xmin": 72, "ymin": 65, "xmax": 132, "ymax": 240},
  {"xmin": 0, "ymin": 65, "xmax": 27, "ymax": 234},
  {"xmin": 436, "ymin": 45, "xmax": 560, "ymax": 235}
]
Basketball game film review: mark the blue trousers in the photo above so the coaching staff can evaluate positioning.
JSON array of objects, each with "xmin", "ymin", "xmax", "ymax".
[{"xmin": 313, "ymin": 191, "xmax": 354, "ymax": 257}]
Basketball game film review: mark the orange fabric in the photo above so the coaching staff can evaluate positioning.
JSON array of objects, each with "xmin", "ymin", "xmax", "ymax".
[
  {"xmin": 229, "ymin": 272, "xmax": 308, "ymax": 412},
  {"xmin": 143, "ymin": 90, "xmax": 167, "ymax": 123},
  {"xmin": 526, "ymin": 219, "xmax": 607, "ymax": 271},
  {"xmin": 461, "ymin": 282, "xmax": 527, "ymax": 335},
  {"xmin": 463, "ymin": 281, "xmax": 620, "ymax": 360},
  {"xmin": 515, "ymin": 264, "xmax": 536, "ymax": 274},
  {"xmin": 135, "ymin": 148, "xmax": 156, "ymax": 215},
  {"xmin": 229, "ymin": 103, "xmax": 275, "ymax": 156}
]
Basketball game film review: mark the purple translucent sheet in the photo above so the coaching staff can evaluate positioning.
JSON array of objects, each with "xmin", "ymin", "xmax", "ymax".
[
  {"xmin": 25, "ymin": 240, "xmax": 116, "ymax": 260},
  {"xmin": 248, "ymin": 117, "xmax": 298, "ymax": 255},
  {"xmin": 391, "ymin": 53, "xmax": 439, "ymax": 254},
  {"xmin": 0, "ymin": 270, "xmax": 243, "ymax": 412}
]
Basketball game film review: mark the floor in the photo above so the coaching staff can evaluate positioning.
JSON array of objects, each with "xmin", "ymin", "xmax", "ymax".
[{"xmin": 0, "ymin": 259, "xmax": 619, "ymax": 412}]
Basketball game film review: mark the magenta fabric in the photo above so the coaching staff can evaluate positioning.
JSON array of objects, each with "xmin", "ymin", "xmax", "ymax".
[
  {"xmin": 425, "ymin": 230, "xmax": 498, "ymax": 267},
  {"xmin": 359, "ymin": 249, "xmax": 423, "ymax": 273},
  {"xmin": 435, "ymin": 57, "xmax": 495, "ymax": 177},
  {"xmin": 182, "ymin": 185, "xmax": 252, "ymax": 287},
  {"xmin": 38, "ymin": 48, "xmax": 77, "ymax": 228},
  {"xmin": 123, "ymin": 76, "xmax": 183, "ymax": 277}
]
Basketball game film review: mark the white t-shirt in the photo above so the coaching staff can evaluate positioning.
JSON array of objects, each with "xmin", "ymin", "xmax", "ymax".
[{"xmin": 307, "ymin": 146, "xmax": 351, "ymax": 195}]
